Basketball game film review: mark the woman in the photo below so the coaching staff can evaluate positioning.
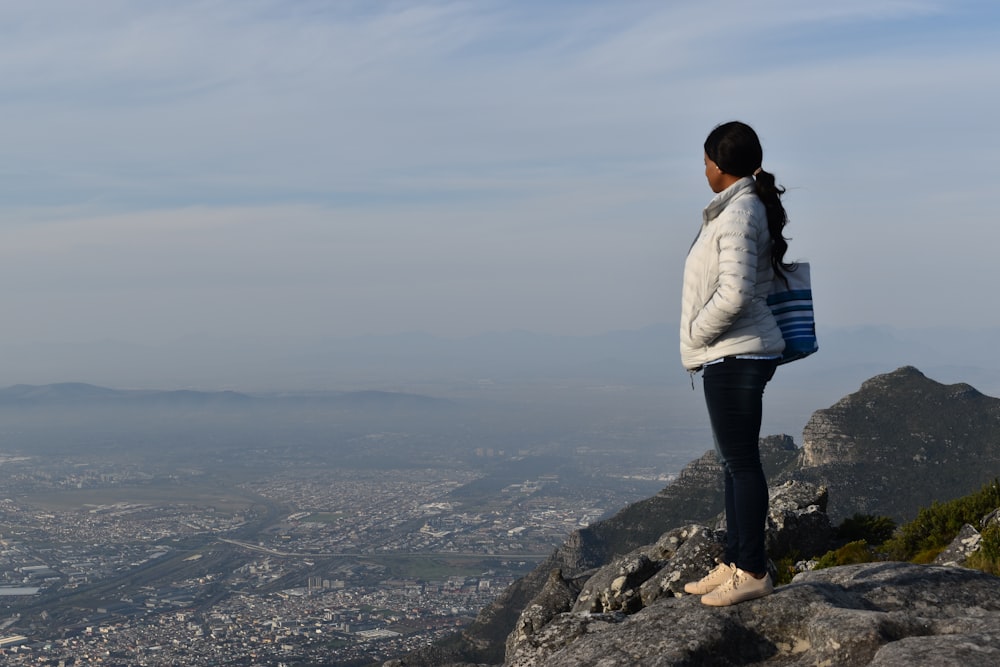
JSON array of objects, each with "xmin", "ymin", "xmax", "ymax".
[{"xmin": 679, "ymin": 121, "xmax": 791, "ymax": 606}]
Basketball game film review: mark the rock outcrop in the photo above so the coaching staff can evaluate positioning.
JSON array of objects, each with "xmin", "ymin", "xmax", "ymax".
[
  {"xmin": 504, "ymin": 481, "xmax": 831, "ymax": 665},
  {"xmin": 504, "ymin": 562, "xmax": 1000, "ymax": 666},
  {"xmin": 793, "ymin": 366, "xmax": 1000, "ymax": 522},
  {"xmin": 935, "ymin": 507, "xmax": 1000, "ymax": 567},
  {"xmin": 499, "ymin": 494, "xmax": 1000, "ymax": 667}
]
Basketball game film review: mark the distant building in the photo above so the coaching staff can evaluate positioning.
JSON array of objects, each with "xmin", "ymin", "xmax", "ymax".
[
  {"xmin": 0, "ymin": 587, "xmax": 40, "ymax": 596},
  {"xmin": 356, "ymin": 629, "xmax": 401, "ymax": 640}
]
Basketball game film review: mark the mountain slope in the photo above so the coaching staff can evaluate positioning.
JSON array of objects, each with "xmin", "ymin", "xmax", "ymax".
[{"xmin": 786, "ymin": 365, "xmax": 1000, "ymax": 522}]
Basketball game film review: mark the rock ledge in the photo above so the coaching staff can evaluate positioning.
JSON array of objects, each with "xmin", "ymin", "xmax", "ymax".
[{"xmin": 507, "ymin": 562, "xmax": 1000, "ymax": 666}]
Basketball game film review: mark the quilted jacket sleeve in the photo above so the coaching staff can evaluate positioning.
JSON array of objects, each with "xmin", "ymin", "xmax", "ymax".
[{"xmin": 688, "ymin": 214, "xmax": 758, "ymax": 346}]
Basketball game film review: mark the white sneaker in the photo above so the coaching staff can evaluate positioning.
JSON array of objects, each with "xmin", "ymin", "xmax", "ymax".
[
  {"xmin": 683, "ymin": 561, "xmax": 735, "ymax": 595},
  {"xmin": 700, "ymin": 567, "xmax": 773, "ymax": 606}
]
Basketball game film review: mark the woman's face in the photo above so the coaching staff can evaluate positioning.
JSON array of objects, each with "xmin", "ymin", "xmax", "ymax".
[
  {"xmin": 704, "ymin": 152, "xmax": 727, "ymax": 193},
  {"xmin": 704, "ymin": 152, "xmax": 739, "ymax": 193}
]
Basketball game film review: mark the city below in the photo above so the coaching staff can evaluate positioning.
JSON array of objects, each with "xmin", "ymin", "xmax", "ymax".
[{"xmin": 0, "ymin": 387, "xmax": 689, "ymax": 666}]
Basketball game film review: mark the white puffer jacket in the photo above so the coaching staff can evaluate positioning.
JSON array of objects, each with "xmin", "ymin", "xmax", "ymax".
[{"xmin": 679, "ymin": 177, "xmax": 785, "ymax": 370}]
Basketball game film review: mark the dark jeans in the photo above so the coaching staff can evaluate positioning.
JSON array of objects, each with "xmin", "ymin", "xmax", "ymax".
[{"xmin": 703, "ymin": 357, "xmax": 778, "ymax": 574}]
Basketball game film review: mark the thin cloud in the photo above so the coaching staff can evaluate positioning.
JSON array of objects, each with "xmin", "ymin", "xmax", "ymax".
[{"xmin": 0, "ymin": 0, "xmax": 996, "ymax": 351}]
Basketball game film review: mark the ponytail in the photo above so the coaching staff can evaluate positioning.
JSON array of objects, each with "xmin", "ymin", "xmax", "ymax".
[
  {"xmin": 753, "ymin": 169, "xmax": 793, "ymax": 284},
  {"xmin": 704, "ymin": 121, "xmax": 793, "ymax": 284}
]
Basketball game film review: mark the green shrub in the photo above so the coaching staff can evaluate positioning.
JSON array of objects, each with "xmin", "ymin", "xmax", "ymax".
[
  {"xmin": 835, "ymin": 513, "xmax": 896, "ymax": 545},
  {"xmin": 772, "ymin": 555, "xmax": 799, "ymax": 585},
  {"xmin": 966, "ymin": 521, "xmax": 1000, "ymax": 575},
  {"xmin": 798, "ymin": 482, "xmax": 1000, "ymax": 578},
  {"xmin": 981, "ymin": 520, "xmax": 1000, "ymax": 560},
  {"xmin": 910, "ymin": 547, "xmax": 945, "ymax": 564},
  {"xmin": 882, "ymin": 479, "xmax": 1000, "ymax": 561},
  {"xmin": 814, "ymin": 540, "xmax": 877, "ymax": 569}
]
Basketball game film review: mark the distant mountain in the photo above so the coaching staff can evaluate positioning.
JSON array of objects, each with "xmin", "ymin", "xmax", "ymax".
[
  {"xmin": 392, "ymin": 365, "xmax": 1000, "ymax": 666},
  {"xmin": 0, "ymin": 382, "xmax": 254, "ymax": 406},
  {"xmin": 8, "ymin": 325, "xmax": 1000, "ymax": 396},
  {"xmin": 6, "ymin": 326, "xmax": 1000, "ymax": 449},
  {"xmin": 0, "ymin": 382, "xmax": 126, "ymax": 401},
  {"xmin": 0, "ymin": 382, "xmax": 451, "ymax": 411},
  {"xmin": 785, "ymin": 365, "xmax": 1000, "ymax": 523}
]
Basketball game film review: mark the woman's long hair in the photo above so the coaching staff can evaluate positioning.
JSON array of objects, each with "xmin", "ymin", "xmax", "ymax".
[{"xmin": 704, "ymin": 121, "xmax": 793, "ymax": 281}]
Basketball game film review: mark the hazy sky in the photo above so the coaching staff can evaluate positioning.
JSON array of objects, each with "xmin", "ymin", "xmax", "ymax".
[{"xmin": 1, "ymin": 0, "xmax": 998, "ymax": 346}]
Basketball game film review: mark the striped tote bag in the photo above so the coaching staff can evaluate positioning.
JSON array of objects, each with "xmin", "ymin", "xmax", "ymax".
[{"xmin": 767, "ymin": 262, "xmax": 818, "ymax": 364}]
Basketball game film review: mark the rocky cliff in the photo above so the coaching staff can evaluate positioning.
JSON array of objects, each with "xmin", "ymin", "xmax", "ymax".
[
  {"xmin": 384, "ymin": 366, "xmax": 1000, "ymax": 666},
  {"xmin": 790, "ymin": 366, "xmax": 1000, "ymax": 522},
  {"xmin": 498, "ymin": 483, "xmax": 999, "ymax": 666},
  {"xmin": 504, "ymin": 561, "xmax": 1000, "ymax": 666}
]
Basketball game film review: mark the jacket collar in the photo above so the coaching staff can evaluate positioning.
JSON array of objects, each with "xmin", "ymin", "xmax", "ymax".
[{"xmin": 702, "ymin": 177, "xmax": 756, "ymax": 224}]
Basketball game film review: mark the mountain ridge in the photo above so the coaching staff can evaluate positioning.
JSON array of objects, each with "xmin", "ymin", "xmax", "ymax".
[
  {"xmin": 0, "ymin": 382, "xmax": 453, "ymax": 410},
  {"xmin": 785, "ymin": 365, "xmax": 1000, "ymax": 522},
  {"xmin": 8, "ymin": 325, "xmax": 1000, "ymax": 393}
]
